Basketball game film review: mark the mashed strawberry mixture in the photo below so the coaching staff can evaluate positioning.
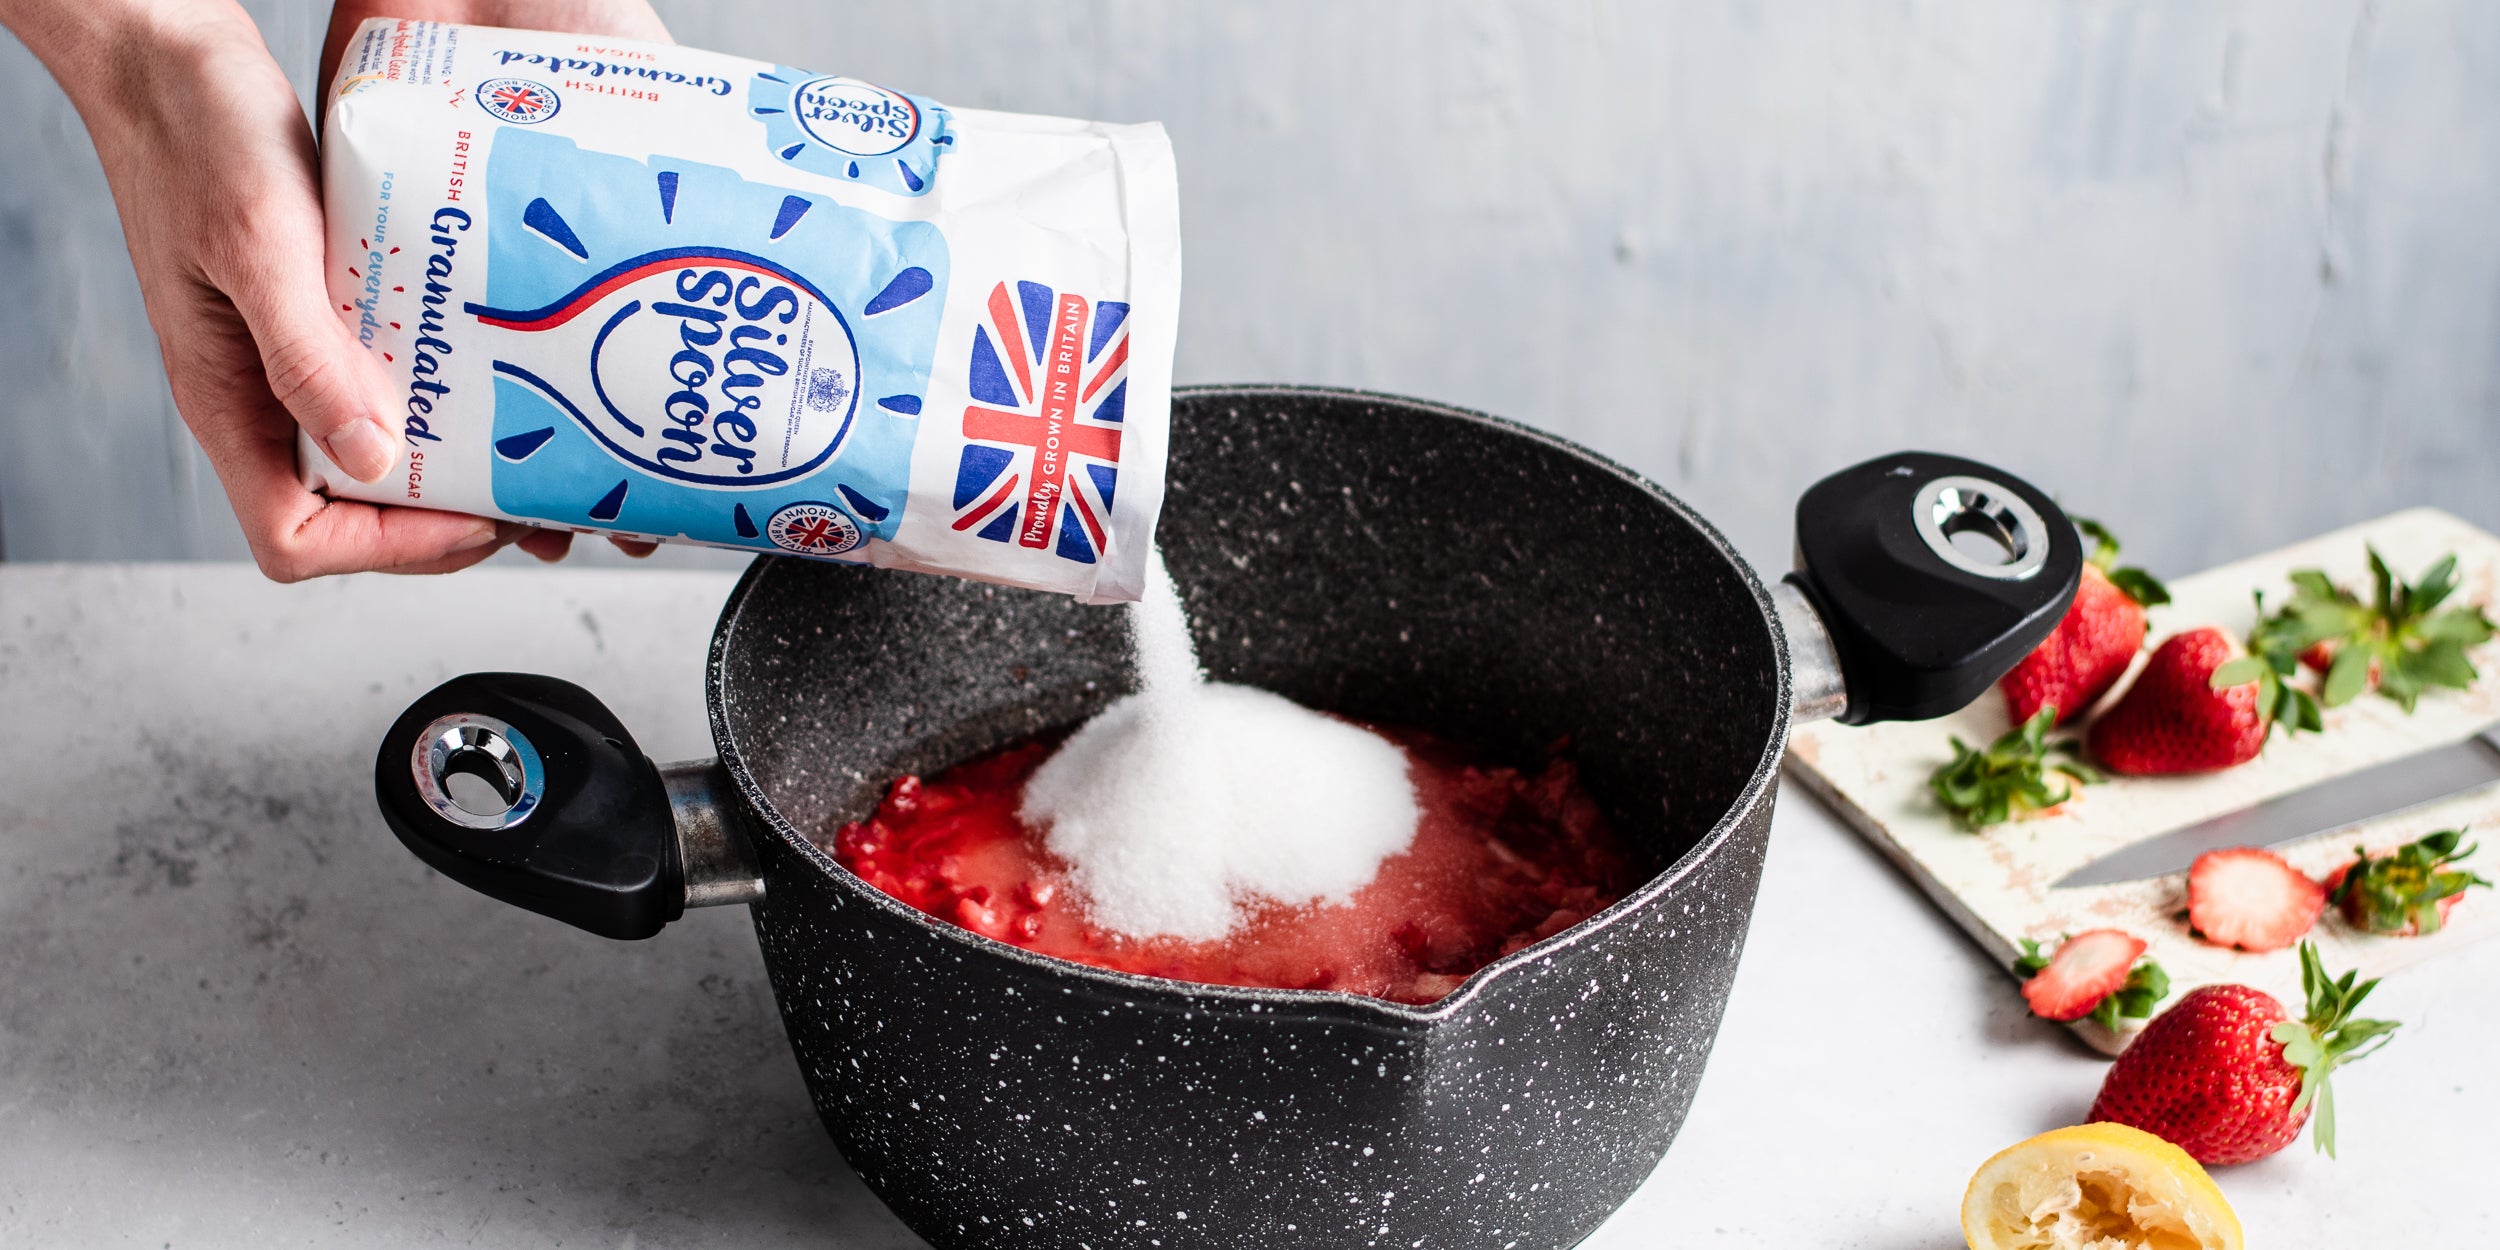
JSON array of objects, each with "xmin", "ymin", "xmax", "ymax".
[{"xmin": 830, "ymin": 732, "xmax": 1641, "ymax": 1004}]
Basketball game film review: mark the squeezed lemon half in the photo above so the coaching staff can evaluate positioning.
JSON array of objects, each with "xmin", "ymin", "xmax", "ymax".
[{"xmin": 1962, "ymin": 1123, "xmax": 2243, "ymax": 1250}]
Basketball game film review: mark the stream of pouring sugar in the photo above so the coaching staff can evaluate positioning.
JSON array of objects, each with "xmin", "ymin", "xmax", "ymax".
[{"xmin": 1020, "ymin": 550, "xmax": 1422, "ymax": 941}]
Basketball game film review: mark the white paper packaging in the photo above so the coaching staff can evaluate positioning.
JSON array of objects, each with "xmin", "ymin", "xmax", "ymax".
[{"xmin": 307, "ymin": 20, "xmax": 1179, "ymax": 603}]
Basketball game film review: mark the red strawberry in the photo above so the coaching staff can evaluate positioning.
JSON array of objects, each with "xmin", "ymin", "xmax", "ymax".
[
  {"xmin": 2088, "ymin": 628, "xmax": 2272, "ymax": 774},
  {"xmin": 2000, "ymin": 521, "xmax": 2169, "ymax": 727},
  {"xmin": 2091, "ymin": 943, "xmax": 2398, "ymax": 1165},
  {"xmin": 2017, "ymin": 929, "xmax": 2155, "ymax": 1022},
  {"xmin": 2323, "ymin": 829, "xmax": 2488, "ymax": 936},
  {"xmin": 2187, "ymin": 847, "xmax": 2326, "ymax": 952}
]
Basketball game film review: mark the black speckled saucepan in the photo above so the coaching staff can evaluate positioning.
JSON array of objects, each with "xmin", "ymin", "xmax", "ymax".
[{"xmin": 374, "ymin": 386, "xmax": 2081, "ymax": 1249}]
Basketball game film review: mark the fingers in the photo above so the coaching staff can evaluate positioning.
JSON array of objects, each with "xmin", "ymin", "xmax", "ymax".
[
  {"xmin": 232, "ymin": 455, "xmax": 501, "ymax": 581},
  {"xmin": 182, "ymin": 106, "xmax": 400, "ymax": 489},
  {"xmin": 274, "ymin": 498, "xmax": 502, "ymax": 582},
  {"xmin": 517, "ymin": 528, "xmax": 575, "ymax": 562},
  {"xmin": 76, "ymin": 7, "xmax": 549, "ymax": 584},
  {"xmin": 218, "ymin": 232, "xmax": 402, "ymax": 485},
  {"xmin": 438, "ymin": 527, "xmax": 661, "ymax": 565},
  {"xmin": 516, "ymin": 530, "xmax": 655, "ymax": 561},
  {"xmin": 376, "ymin": 537, "xmax": 522, "ymax": 577}
]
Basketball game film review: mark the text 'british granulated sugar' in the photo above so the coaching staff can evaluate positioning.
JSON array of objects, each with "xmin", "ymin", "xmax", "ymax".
[{"xmin": 1020, "ymin": 551, "xmax": 1421, "ymax": 940}]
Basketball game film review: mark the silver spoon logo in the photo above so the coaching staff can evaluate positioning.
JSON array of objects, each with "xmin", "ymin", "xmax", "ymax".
[
  {"xmin": 792, "ymin": 77, "xmax": 919, "ymax": 156},
  {"xmin": 469, "ymin": 249, "xmax": 862, "ymax": 488},
  {"xmin": 749, "ymin": 67, "xmax": 954, "ymax": 195}
]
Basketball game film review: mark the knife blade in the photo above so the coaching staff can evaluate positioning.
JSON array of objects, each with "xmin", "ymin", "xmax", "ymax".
[{"xmin": 2054, "ymin": 723, "xmax": 2500, "ymax": 889}]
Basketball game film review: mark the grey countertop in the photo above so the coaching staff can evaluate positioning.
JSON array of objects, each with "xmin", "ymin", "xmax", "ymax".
[{"xmin": 3, "ymin": 563, "xmax": 2493, "ymax": 1247}]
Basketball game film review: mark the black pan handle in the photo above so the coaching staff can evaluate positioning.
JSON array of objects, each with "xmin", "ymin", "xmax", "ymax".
[
  {"xmin": 1780, "ymin": 451, "xmax": 2083, "ymax": 725},
  {"xmin": 374, "ymin": 672, "xmax": 759, "ymax": 939}
]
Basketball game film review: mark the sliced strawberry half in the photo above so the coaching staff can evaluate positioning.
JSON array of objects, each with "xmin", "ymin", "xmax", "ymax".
[
  {"xmin": 2018, "ymin": 929, "xmax": 2152, "ymax": 1022},
  {"xmin": 2187, "ymin": 847, "xmax": 2326, "ymax": 952}
]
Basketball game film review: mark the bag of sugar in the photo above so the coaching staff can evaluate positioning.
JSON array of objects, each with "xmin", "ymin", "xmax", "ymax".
[{"xmin": 306, "ymin": 20, "xmax": 1179, "ymax": 603}]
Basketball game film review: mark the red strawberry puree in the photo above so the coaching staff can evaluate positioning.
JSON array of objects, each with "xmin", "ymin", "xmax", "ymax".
[{"xmin": 831, "ymin": 732, "xmax": 1641, "ymax": 1005}]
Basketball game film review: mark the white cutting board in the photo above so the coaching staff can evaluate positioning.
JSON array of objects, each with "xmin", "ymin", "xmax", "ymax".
[{"xmin": 1786, "ymin": 507, "xmax": 2500, "ymax": 1054}]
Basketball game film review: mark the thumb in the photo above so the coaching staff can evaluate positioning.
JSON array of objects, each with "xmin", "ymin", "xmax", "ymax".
[{"xmin": 221, "ymin": 236, "xmax": 402, "ymax": 484}]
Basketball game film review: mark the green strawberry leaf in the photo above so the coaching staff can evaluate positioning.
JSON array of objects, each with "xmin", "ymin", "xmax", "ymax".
[
  {"xmin": 2377, "ymin": 658, "xmax": 2424, "ymax": 713},
  {"xmin": 2409, "ymin": 553, "xmax": 2461, "ymax": 615},
  {"xmin": 2281, "ymin": 941, "xmax": 2402, "ymax": 1158},
  {"xmin": 2270, "ymin": 675, "xmax": 2320, "ymax": 740},
  {"xmin": 2276, "ymin": 1020, "xmax": 2328, "ymax": 1092},
  {"xmin": 2075, "ymin": 517, "xmax": 2122, "ymax": 569},
  {"xmin": 1928, "ymin": 707, "xmax": 2091, "ymax": 830},
  {"xmin": 2086, "ymin": 958, "xmax": 2170, "ymax": 1032},
  {"xmin": 2072, "ymin": 518, "xmax": 2171, "ymax": 606},
  {"xmin": 2012, "ymin": 936, "xmax": 2052, "ymax": 978},
  {"xmin": 2253, "ymin": 547, "xmax": 2491, "ymax": 718},
  {"xmin": 2310, "ymin": 1068, "xmax": 2340, "ymax": 1159},
  {"xmin": 2210, "ymin": 656, "xmax": 2269, "ymax": 688},
  {"xmin": 2418, "ymin": 606, "xmax": 2497, "ymax": 646},
  {"xmin": 2322, "ymin": 643, "xmax": 2375, "ymax": 707},
  {"xmin": 2406, "ymin": 638, "xmax": 2480, "ymax": 691},
  {"xmin": 2334, "ymin": 829, "xmax": 2487, "ymax": 934},
  {"xmin": 2103, "ymin": 566, "xmax": 2172, "ymax": 608}
]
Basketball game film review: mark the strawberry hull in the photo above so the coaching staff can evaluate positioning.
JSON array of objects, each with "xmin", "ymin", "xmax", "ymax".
[{"xmin": 367, "ymin": 390, "xmax": 2082, "ymax": 1249}]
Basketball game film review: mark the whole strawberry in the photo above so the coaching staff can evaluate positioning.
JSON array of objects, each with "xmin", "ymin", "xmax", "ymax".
[
  {"xmin": 2091, "ymin": 943, "xmax": 2397, "ymax": 1165},
  {"xmin": 2000, "ymin": 519, "xmax": 2171, "ymax": 727},
  {"xmin": 2089, "ymin": 627, "xmax": 2314, "ymax": 774}
]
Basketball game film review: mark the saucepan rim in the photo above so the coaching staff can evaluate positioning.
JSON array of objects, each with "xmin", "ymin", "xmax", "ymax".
[{"xmin": 702, "ymin": 383, "xmax": 1794, "ymax": 1025}]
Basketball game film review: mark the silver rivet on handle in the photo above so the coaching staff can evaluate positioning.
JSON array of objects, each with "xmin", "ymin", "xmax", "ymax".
[
  {"xmin": 412, "ymin": 713, "xmax": 546, "ymax": 831},
  {"xmin": 1913, "ymin": 475, "xmax": 2050, "ymax": 581}
]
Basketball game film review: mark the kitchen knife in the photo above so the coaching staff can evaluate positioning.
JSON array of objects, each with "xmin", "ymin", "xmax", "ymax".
[{"xmin": 2054, "ymin": 722, "xmax": 2500, "ymax": 888}]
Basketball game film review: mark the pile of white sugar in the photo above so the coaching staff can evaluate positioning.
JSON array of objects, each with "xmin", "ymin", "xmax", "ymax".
[{"xmin": 1019, "ymin": 551, "xmax": 1421, "ymax": 941}]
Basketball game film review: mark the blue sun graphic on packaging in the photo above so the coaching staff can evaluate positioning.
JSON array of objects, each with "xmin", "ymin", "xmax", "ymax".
[
  {"xmin": 463, "ymin": 128, "xmax": 949, "ymax": 553},
  {"xmin": 747, "ymin": 68, "xmax": 954, "ymax": 196}
]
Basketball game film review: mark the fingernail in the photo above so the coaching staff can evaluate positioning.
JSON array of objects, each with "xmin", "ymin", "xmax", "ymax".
[
  {"xmin": 325, "ymin": 419, "xmax": 398, "ymax": 484},
  {"xmin": 452, "ymin": 524, "xmax": 500, "ymax": 553}
]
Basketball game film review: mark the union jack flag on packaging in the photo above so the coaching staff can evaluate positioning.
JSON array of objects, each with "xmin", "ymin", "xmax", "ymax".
[
  {"xmin": 949, "ymin": 281, "xmax": 1133, "ymax": 566},
  {"xmin": 308, "ymin": 19, "xmax": 1177, "ymax": 604}
]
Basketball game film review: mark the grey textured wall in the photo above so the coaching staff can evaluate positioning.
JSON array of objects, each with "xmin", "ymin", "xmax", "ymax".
[{"xmin": 4, "ymin": 1, "xmax": 2495, "ymax": 577}]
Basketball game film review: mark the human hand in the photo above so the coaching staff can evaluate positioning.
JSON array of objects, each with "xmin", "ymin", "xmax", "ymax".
[
  {"xmin": 0, "ymin": 0, "xmax": 665, "ymax": 578},
  {"xmin": 319, "ymin": 0, "xmax": 673, "ymax": 563}
]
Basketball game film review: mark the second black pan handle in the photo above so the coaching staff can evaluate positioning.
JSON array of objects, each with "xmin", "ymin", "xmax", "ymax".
[{"xmin": 1782, "ymin": 451, "xmax": 2083, "ymax": 725}]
